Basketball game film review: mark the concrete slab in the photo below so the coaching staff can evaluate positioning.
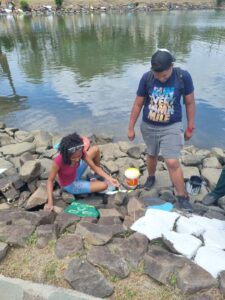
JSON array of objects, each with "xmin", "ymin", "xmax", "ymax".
[{"xmin": 0, "ymin": 275, "xmax": 101, "ymax": 300}]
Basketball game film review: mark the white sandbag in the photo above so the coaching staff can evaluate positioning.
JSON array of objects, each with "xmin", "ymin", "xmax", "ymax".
[
  {"xmin": 194, "ymin": 246, "xmax": 225, "ymax": 278},
  {"xmin": 203, "ymin": 229, "xmax": 225, "ymax": 250},
  {"xmin": 176, "ymin": 216, "xmax": 205, "ymax": 236},
  {"xmin": 163, "ymin": 231, "xmax": 202, "ymax": 259}
]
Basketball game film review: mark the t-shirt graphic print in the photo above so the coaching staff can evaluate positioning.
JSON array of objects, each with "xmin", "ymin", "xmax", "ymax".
[{"xmin": 148, "ymin": 86, "xmax": 175, "ymax": 123}]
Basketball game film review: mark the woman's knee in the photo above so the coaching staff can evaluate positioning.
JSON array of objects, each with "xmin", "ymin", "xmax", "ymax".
[{"xmin": 90, "ymin": 180, "xmax": 107, "ymax": 193}]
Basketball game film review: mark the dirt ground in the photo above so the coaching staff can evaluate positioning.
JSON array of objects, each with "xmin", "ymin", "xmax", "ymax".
[{"xmin": 0, "ymin": 242, "xmax": 223, "ymax": 300}]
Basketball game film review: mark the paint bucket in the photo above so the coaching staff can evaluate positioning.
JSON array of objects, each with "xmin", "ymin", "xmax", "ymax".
[
  {"xmin": 186, "ymin": 176, "xmax": 203, "ymax": 196},
  {"xmin": 124, "ymin": 168, "xmax": 140, "ymax": 188}
]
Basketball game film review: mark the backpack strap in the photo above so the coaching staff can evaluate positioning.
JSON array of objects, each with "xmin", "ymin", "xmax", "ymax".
[
  {"xmin": 146, "ymin": 67, "xmax": 186, "ymax": 104},
  {"xmin": 174, "ymin": 67, "xmax": 185, "ymax": 104}
]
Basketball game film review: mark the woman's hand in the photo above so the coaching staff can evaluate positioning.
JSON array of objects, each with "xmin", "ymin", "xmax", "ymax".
[
  {"xmin": 108, "ymin": 177, "xmax": 120, "ymax": 187},
  {"xmin": 44, "ymin": 203, "xmax": 54, "ymax": 212}
]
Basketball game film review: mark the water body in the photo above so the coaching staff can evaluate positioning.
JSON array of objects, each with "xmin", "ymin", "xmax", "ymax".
[{"xmin": 0, "ymin": 10, "xmax": 225, "ymax": 149}]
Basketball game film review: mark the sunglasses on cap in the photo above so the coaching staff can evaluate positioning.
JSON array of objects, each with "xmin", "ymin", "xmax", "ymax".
[{"xmin": 68, "ymin": 144, "xmax": 84, "ymax": 153}]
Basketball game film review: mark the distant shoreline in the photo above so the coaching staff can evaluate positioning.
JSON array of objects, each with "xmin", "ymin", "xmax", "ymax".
[{"xmin": 0, "ymin": 0, "xmax": 224, "ymax": 14}]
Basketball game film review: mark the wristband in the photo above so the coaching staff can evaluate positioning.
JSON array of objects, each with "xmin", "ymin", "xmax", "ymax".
[{"xmin": 187, "ymin": 127, "xmax": 195, "ymax": 134}]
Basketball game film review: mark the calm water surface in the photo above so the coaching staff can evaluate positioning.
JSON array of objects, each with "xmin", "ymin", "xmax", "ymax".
[{"xmin": 0, "ymin": 10, "xmax": 225, "ymax": 149}]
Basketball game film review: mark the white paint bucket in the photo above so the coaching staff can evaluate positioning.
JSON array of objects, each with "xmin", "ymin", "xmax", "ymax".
[
  {"xmin": 186, "ymin": 176, "xmax": 203, "ymax": 196},
  {"xmin": 124, "ymin": 168, "xmax": 140, "ymax": 188}
]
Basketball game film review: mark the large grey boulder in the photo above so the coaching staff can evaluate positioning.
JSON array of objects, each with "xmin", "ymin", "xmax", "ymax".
[
  {"xmin": 219, "ymin": 271, "xmax": 225, "ymax": 296},
  {"xmin": 19, "ymin": 160, "xmax": 41, "ymax": 182},
  {"xmin": 0, "ymin": 224, "xmax": 35, "ymax": 247},
  {"xmin": 176, "ymin": 263, "xmax": 218, "ymax": 294},
  {"xmin": 64, "ymin": 258, "xmax": 114, "ymax": 298},
  {"xmin": 54, "ymin": 212, "xmax": 80, "ymax": 234},
  {"xmin": 143, "ymin": 246, "xmax": 190, "ymax": 284},
  {"xmin": 24, "ymin": 182, "xmax": 48, "ymax": 209},
  {"xmin": 0, "ymin": 142, "xmax": 36, "ymax": 156},
  {"xmin": 201, "ymin": 168, "xmax": 222, "ymax": 190},
  {"xmin": 87, "ymin": 246, "xmax": 129, "ymax": 278},
  {"xmin": 0, "ymin": 242, "xmax": 8, "ymax": 261},
  {"xmin": 109, "ymin": 232, "xmax": 149, "ymax": 268},
  {"xmin": 76, "ymin": 222, "xmax": 113, "ymax": 245},
  {"xmin": 55, "ymin": 234, "xmax": 83, "ymax": 259}
]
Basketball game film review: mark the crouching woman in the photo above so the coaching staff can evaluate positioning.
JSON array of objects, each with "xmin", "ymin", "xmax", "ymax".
[{"xmin": 44, "ymin": 132, "xmax": 119, "ymax": 211}]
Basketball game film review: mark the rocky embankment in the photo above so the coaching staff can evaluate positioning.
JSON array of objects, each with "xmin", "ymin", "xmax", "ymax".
[
  {"xmin": 0, "ymin": 1, "xmax": 221, "ymax": 16},
  {"xmin": 0, "ymin": 122, "xmax": 225, "ymax": 299}
]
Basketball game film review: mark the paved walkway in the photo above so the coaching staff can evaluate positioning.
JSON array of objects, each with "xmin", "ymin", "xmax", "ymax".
[{"xmin": 0, "ymin": 275, "xmax": 101, "ymax": 300}]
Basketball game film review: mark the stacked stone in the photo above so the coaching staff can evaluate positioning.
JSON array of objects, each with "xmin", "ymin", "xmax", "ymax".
[{"xmin": 0, "ymin": 122, "xmax": 225, "ymax": 298}]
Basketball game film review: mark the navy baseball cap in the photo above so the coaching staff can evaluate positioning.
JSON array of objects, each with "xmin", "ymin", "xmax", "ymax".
[{"xmin": 151, "ymin": 49, "xmax": 176, "ymax": 72}]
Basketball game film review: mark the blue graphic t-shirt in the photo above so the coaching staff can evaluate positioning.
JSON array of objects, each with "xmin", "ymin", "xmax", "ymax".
[{"xmin": 136, "ymin": 69, "xmax": 194, "ymax": 125}]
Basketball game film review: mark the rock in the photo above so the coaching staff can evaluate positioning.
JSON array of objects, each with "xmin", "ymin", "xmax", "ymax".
[
  {"xmin": 211, "ymin": 147, "xmax": 225, "ymax": 162},
  {"xmin": 90, "ymin": 134, "xmax": 113, "ymax": 145},
  {"xmin": 64, "ymin": 258, "xmax": 114, "ymax": 298},
  {"xmin": 118, "ymin": 141, "xmax": 133, "ymax": 153},
  {"xmin": 181, "ymin": 154, "xmax": 204, "ymax": 166},
  {"xmin": 0, "ymin": 133, "xmax": 15, "ymax": 146},
  {"xmin": 0, "ymin": 177, "xmax": 19, "ymax": 203},
  {"xmin": 101, "ymin": 160, "xmax": 119, "ymax": 173},
  {"xmin": 143, "ymin": 245, "xmax": 190, "ymax": 284},
  {"xmin": 142, "ymin": 197, "xmax": 166, "ymax": 207},
  {"xmin": 14, "ymin": 130, "xmax": 34, "ymax": 143},
  {"xmin": 0, "ymin": 224, "xmax": 35, "ymax": 247},
  {"xmin": 154, "ymin": 170, "xmax": 173, "ymax": 188},
  {"xmin": 127, "ymin": 197, "xmax": 144, "ymax": 215},
  {"xmin": 113, "ymin": 192, "xmax": 127, "ymax": 206},
  {"xmin": 32, "ymin": 130, "xmax": 52, "ymax": 148},
  {"xmin": 219, "ymin": 270, "xmax": 225, "ymax": 296},
  {"xmin": 127, "ymin": 146, "xmax": 142, "ymax": 159},
  {"xmin": 204, "ymin": 210, "xmax": 225, "ymax": 221},
  {"xmin": 87, "ymin": 245, "xmax": 129, "ymax": 278},
  {"xmin": 55, "ymin": 234, "xmax": 83, "ymax": 259},
  {"xmin": 0, "ymin": 242, "xmax": 8, "ymax": 261},
  {"xmin": 19, "ymin": 160, "xmax": 41, "ymax": 182},
  {"xmin": 24, "ymin": 182, "xmax": 48, "ymax": 209},
  {"xmin": 99, "ymin": 208, "xmax": 123, "ymax": 219},
  {"xmin": 203, "ymin": 157, "xmax": 222, "ymax": 169},
  {"xmin": 0, "ymin": 158, "xmax": 13, "ymax": 169},
  {"xmin": 76, "ymin": 221, "xmax": 113, "ymax": 245},
  {"xmin": 182, "ymin": 166, "xmax": 200, "ymax": 179},
  {"xmin": 176, "ymin": 263, "xmax": 218, "ymax": 294},
  {"xmin": 55, "ymin": 212, "xmax": 80, "ymax": 234},
  {"xmin": 19, "ymin": 152, "xmax": 34, "ymax": 165},
  {"xmin": 0, "ymin": 142, "xmax": 36, "ymax": 156},
  {"xmin": 36, "ymin": 224, "xmax": 59, "ymax": 248},
  {"xmin": 201, "ymin": 168, "xmax": 221, "ymax": 190},
  {"xmin": 109, "ymin": 232, "xmax": 149, "ymax": 268}
]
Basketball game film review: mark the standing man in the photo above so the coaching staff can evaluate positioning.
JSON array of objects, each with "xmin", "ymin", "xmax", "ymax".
[{"xmin": 128, "ymin": 49, "xmax": 195, "ymax": 211}]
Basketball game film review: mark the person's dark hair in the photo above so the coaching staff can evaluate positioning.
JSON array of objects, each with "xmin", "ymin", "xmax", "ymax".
[{"xmin": 59, "ymin": 132, "xmax": 83, "ymax": 164}]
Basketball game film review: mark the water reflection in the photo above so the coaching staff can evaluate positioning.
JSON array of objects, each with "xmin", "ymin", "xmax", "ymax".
[{"xmin": 0, "ymin": 11, "xmax": 225, "ymax": 148}]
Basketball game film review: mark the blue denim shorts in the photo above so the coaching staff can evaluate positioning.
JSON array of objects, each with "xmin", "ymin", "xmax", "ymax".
[{"xmin": 63, "ymin": 160, "xmax": 91, "ymax": 194}]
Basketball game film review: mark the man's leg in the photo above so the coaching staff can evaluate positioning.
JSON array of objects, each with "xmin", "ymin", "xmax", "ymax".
[
  {"xmin": 165, "ymin": 158, "xmax": 192, "ymax": 211},
  {"xmin": 144, "ymin": 155, "xmax": 157, "ymax": 190},
  {"xmin": 165, "ymin": 159, "xmax": 186, "ymax": 196}
]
